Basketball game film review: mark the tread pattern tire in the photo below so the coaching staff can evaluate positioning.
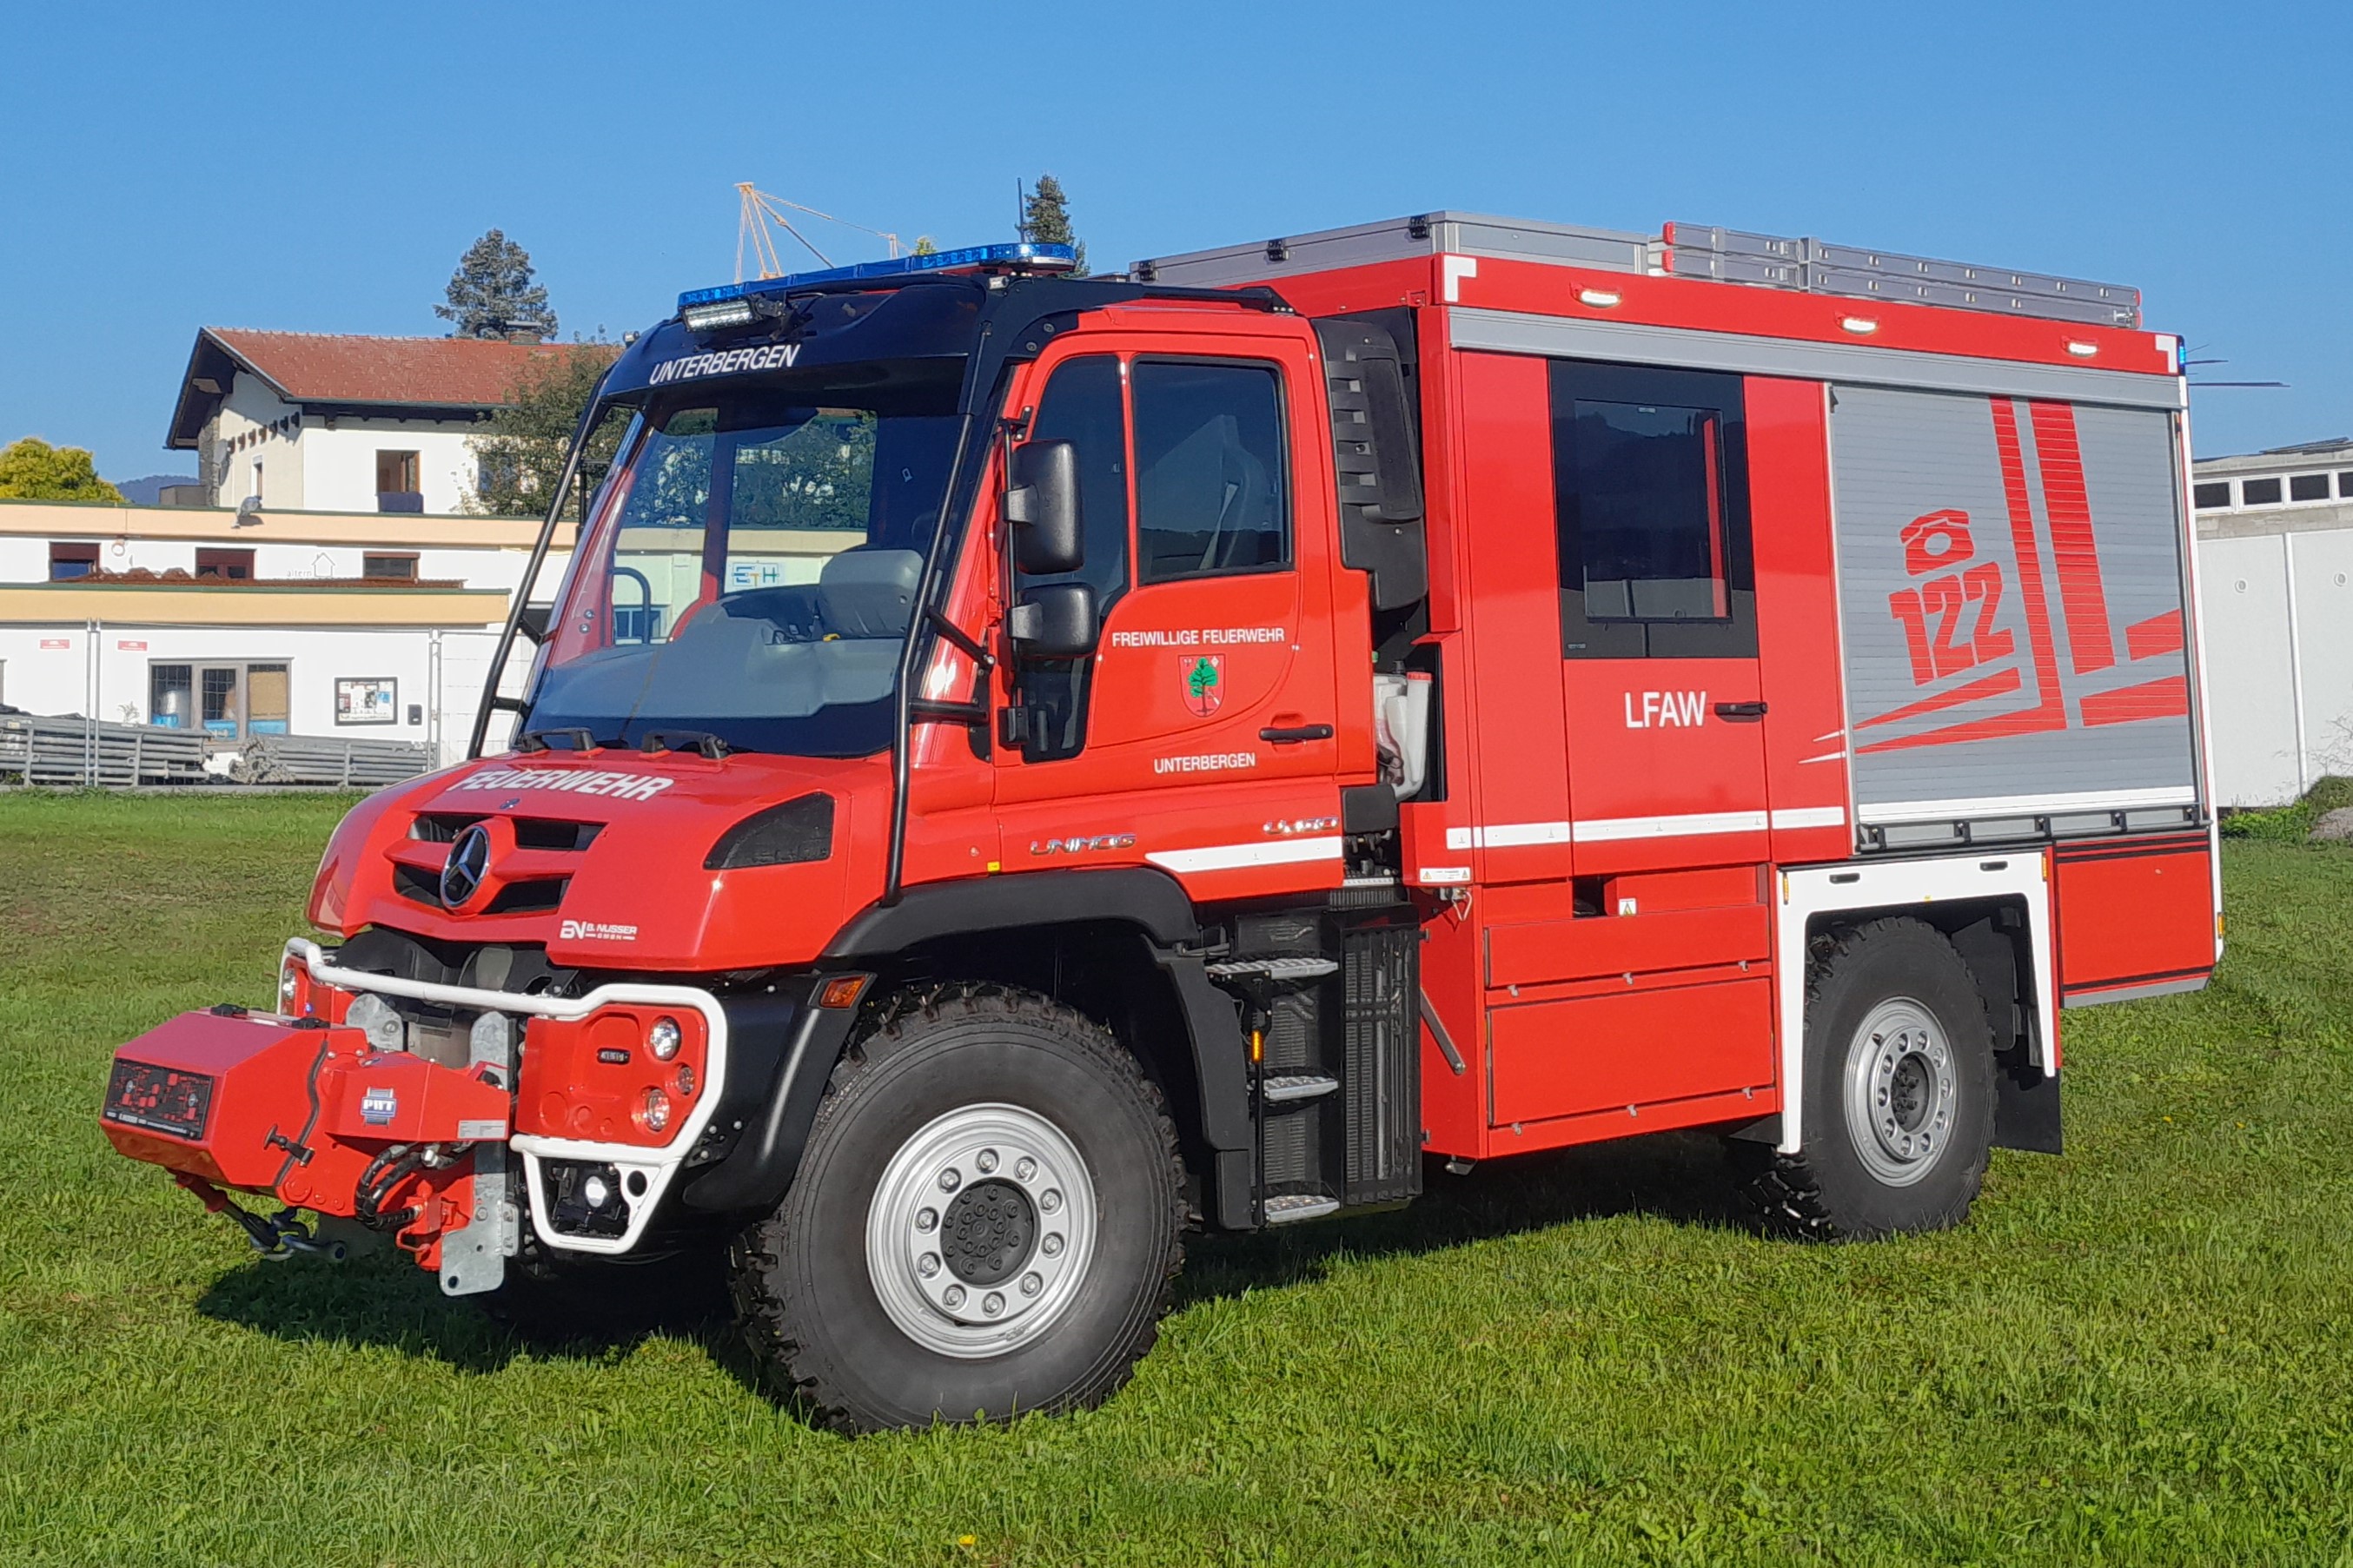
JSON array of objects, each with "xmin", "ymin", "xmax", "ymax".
[
  {"xmin": 729, "ymin": 982, "xmax": 1185, "ymax": 1432},
  {"xmin": 1733, "ymin": 917, "xmax": 1996, "ymax": 1241}
]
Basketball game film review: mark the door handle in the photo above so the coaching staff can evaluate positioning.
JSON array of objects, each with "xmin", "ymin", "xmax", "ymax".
[
  {"xmin": 1713, "ymin": 701, "xmax": 1767, "ymax": 720},
  {"xmin": 1259, "ymin": 724, "xmax": 1335, "ymax": 744}
]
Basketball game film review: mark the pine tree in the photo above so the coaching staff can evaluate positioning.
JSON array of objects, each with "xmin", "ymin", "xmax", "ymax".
[
  {"xmin": 1020, "ymin": 175, "xmax": 1089, "ymax": 276},
  {"xmin": 436, "ymin": 229, "xmax": 559, "ymax": 341}
]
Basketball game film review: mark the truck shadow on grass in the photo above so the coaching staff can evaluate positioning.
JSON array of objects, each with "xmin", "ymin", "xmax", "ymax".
[{"xmin": 194, "ymin": 1130, "xmax": 1753, "ymax": 1386}]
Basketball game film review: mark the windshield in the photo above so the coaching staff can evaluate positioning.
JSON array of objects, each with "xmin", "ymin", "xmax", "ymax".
[{"xmin": 525, "ymin": 360, "xmax": 964, "ymax": 757}]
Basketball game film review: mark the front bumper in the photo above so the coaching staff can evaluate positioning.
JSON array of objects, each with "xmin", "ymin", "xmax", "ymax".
[{"xmin": 100, "ymin": 938, "xmax": 731, "ymax": 1291}]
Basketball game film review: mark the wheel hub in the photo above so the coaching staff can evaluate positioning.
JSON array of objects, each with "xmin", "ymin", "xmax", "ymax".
[
  {"xmin": 940, "ymin": 1180, "xmax": 1036, "ymax": 1287},
  {"xmin": 1842, "ymin": 998, "xmax": 1958, "ymax": 1187},
  {"xmin": 865, "ymin": 1102, "xmax": 1097, "ymax": 1359}
]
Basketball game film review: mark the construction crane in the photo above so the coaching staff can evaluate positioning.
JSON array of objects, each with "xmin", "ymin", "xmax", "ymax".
[{"xmin": 735, "ymin": 184, "xmax": 908, "ymax": 281}]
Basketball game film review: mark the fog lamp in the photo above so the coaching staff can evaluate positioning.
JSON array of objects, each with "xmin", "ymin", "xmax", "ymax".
[{"xmin": 640, "ymin": 1088, "xmax": 673, "ymax": 1135}]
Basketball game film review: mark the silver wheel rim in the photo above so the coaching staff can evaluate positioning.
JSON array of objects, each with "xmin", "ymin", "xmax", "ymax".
[
  {"xmin": 865, "ymin": 1102, "xmax": 1097, "ymax": 1360},
  {"xmin": 1842, "ymin": 997, "xmax": 1958, "ymax": 1188}
]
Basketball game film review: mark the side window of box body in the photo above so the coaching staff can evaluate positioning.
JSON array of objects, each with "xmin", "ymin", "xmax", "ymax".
[{"xmin": 1548, "ymin": 359, "xmax": 1756, "ymax": 659}]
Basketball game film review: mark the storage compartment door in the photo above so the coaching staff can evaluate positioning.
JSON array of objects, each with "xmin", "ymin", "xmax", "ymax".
[
  {"xmin": 2054, "ymin": 837, "xmax": 2217, "ymax": 1002},
  {"xmin": 1831, "ymin": 387, "xmax": 2200, "ymax": 839}
]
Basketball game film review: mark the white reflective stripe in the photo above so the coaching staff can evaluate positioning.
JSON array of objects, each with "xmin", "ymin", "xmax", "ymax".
[
  {"xmin": 1146, "ymin": 836, "xmax": 1343, "ymax": 874},
  {"xmin": 1857, "ymin": 784, "xmax": 2197, "ymax": 826},
  {"xmin": 1572, "ymin": 810, "xmax": 1767, "ymax": 843},
  {"xmin": 1769, "ymin": 805, "xmax": 1848, "ymax": 830},
  {"xmin": 1445, "ymin": 821, "xmax": 1571, "ymax": 850}
]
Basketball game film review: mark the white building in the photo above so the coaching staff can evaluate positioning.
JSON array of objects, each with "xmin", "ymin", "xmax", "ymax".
[
  {"xmin": 0, "ymin": 499, "xmax": 575, "ymax": 764},
  {"xmin": 165, "ymin": 329, "xmax": 606, "ymax": 514},
  {"xmin": 2192, "ymin": 438, "xmax": 2353, "ymax": 806}
]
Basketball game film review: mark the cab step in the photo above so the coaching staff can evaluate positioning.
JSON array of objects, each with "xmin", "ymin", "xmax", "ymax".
[
  {"xmin": 1206, "ymin": 956, "xmax": 1340, "ymax": 982},
  {"xmin": 1262, "ymin": 1073, "xmax": 1339, "ymax": 1103},
  {"xmin": 1263, "ymin": 1193, "xmax": 1342, "ymax": 1225}
]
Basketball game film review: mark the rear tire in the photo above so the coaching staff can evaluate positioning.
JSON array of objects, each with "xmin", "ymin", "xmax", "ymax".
[
  {"xmin": 729, "ymin": 984, "xmax": 1185, "ymax": 1432},
  {"xmin": 1736, "ymin": 918, "xmax": 1995, "ymax": 1240}
]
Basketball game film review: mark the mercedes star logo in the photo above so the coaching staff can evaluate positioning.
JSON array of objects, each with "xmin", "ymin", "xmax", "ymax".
[{"xmin": 440, "ymin": 823, "xmax": 494, "ymax": 910}]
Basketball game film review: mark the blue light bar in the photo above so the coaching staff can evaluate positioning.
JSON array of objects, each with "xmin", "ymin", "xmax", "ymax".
[{"xmin": 677, "ymin": 242, "xmax": 1078, "ymax": 314}]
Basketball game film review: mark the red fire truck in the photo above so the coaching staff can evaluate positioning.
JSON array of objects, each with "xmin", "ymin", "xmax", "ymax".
[{"xmin": 102, "ymin": 212, "xmax": 2220, "ymax": 1432}]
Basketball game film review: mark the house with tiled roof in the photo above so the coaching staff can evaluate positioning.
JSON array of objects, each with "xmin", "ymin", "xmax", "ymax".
[{"xmin": 166, "ymin": 329, "xmax": 611, "ymax": 514}]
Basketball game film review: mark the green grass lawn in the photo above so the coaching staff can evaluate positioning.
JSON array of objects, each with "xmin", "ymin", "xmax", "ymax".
[{"xmin": 3, "ymin": 791, "xmax": 2350, "ymax": 1566}]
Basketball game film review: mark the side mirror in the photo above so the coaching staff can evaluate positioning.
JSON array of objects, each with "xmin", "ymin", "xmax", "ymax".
[
  {"xmin": 1005, "ymin": 440, "xmax": 1084, "ymax": 575},
  {"xmin": 1006, "ymin": 582, "xmax": 1099, "ymax": 658}
]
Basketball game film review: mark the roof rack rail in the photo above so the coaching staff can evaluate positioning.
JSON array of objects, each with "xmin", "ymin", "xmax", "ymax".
[
  {"xmin": 1130, "ymin": 211, "xmax": 2142, "ymax": 331},
  {"xmin": 1662, "ymin": 222, "xmax": 2140, "ymax": 329}
]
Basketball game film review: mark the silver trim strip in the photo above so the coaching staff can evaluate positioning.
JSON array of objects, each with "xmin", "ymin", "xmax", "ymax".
[
  {"xmin": 2061, "ymin": 974, "xmax": 2210, "ymax": 1009},
  {"xmin": 1856, "ymin": 784, "xmax": 2197, "ymax": 826},
  {"xmin": 283, "ymin": 938, "xmax": 729, "ymax": 1258},
  {"xmin": 1448, "ymin": 307, "xmax": 2184, "ymax": 411}
]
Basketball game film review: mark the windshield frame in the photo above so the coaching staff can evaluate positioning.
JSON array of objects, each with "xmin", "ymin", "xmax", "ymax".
[{"xmin": 516, "ymin": 360, "xmax": 971, "ymax": 760}]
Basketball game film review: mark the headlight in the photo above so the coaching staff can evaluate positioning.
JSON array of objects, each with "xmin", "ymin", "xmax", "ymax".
[
  {"xmin": 704, "ymin": 793, "xmax": 834, "ymax": 870},
  {"xmin": 647, "ymin": 1016, "xmax": 682, "ymax": 1061},
  {"xmin": 639, "ymin": 1088, "xmax": 673, "ymax": 1135},
  {"xmin": 346, "ymin": 993, "xmax": 406, "ymax": 1055}
]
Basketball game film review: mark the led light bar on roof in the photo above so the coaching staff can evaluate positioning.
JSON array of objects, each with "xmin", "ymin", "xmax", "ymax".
[{"xmin": 677, "ymin": 242, "xmax": 1077, "ymax": 314}]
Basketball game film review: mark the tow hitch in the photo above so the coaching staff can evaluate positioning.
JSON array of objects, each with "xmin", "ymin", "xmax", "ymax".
[{"xmin": 173, "ymin": 1173, "xmax": 348, "ymax": 1261}]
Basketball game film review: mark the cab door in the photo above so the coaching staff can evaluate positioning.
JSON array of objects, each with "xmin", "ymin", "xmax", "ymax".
[{"xmin": 991, "ymin": 327, "xmax": 1346, "ymax": 896}]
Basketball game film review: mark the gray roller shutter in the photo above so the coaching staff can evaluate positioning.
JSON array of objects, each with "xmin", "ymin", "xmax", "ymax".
[{"xmin": 1830, "ymin": 385, "xmax": 2199, "ymax": 837}]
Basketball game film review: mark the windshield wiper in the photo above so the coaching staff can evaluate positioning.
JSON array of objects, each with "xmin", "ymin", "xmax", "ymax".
[
  {"xmin": 639, "ymin": 729, "xmax": 731, "ymax": 760},
  {"xmin": 515, "ymin": 728, "xmax": 611, "ymax": 754}
]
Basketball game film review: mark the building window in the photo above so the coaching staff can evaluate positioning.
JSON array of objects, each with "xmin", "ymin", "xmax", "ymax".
[
  {"xmin": 247, "ymin": 664, "xmax": 290, "ymax": 734},
  {"xmin": 377, "ymin": 450, "xmax": 423, "ymax": 513},
  {"xmin": 250, "ymin": 460, "xmax": 264, "ymax": 505},
  {"xmin": 195, "ymin": 547, "xmax": 255, "ymax": 580},
  {"xmin": 362, "ymin": 552, "xmax": 419, "ymax": 579},
  {"xmin": 1132, "ymin": 361, "xmax": 1290, "ymax": 584},
  {"xmin": 152, "ymin": 660, "xmax": 290, "ymax": 737},
  {"xmin": 49, "ymin": 542, "xmax": 100, "ymax": 580},
  {"xmin": 1548, "ymin": 358, "xmax": 1755, "ymax": 659},
  {"xmin": 2290, "ymin": 473, "xmax": 2330, "ymax": 502},
  {"xmin": 149, "ymin": 665, "xmax": 194, "ymax": 728},
  {"xmin": 2191, "ymin": 481, "xmax": 2231, "ymax": 510},
  {"xmin": 2341, "ymin": 472, "xmax": 2353, "ymax": 499},
  {"xmin": 2241, "ymin": 476, "xmax": 2283, "ymax": 505}
]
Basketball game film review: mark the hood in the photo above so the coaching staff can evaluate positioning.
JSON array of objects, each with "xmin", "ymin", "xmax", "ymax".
[{"xmin": 309, "ymin": 751, "xmax": 891, "ymax": 972}]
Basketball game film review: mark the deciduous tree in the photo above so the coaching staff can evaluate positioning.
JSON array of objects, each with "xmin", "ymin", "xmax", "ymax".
[
  {"xmin": 0, "ymin": 438, "xmax": 124, "ymax": 503},
  {"xmin": 465, "ymin": 346, "xmax": 622, "ymax": 517}
]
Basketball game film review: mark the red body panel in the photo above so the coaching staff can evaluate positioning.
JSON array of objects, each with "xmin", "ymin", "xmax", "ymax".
[
  {"xmin": 1488, "ymin": 979, "xmax": 1777, "ymax": 1130},
  {"xmin": 2053, "ymin": 837, "xmax": 2217, "ymax": 1000},
  {"xmin": 1746, "ymin": 377, "xmax": 1853, "ymax": 865},
  {"xmin": 1454, "ymin": 352, "xmax": 1574, "ymax": 887}
]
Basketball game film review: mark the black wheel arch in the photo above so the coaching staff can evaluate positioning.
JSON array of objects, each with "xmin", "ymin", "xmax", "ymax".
[{"xmin": 684, "ymin": 869, "xmax": 1252, "ymax": 1222}]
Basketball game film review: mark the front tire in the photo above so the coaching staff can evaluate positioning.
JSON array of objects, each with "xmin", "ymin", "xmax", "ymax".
[
  {"xmin": 729, "ymin": 985, "xmax": 1184, "ymax": 1432},
  {"xmin": 1737, "ymin": 918, "xmax": 1996, "ymax": 1240}
]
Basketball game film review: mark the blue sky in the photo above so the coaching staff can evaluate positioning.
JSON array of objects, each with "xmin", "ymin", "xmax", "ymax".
[{"xmin": 3, "ymin": 1, "xmax": 2343, "ymax": 479}]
